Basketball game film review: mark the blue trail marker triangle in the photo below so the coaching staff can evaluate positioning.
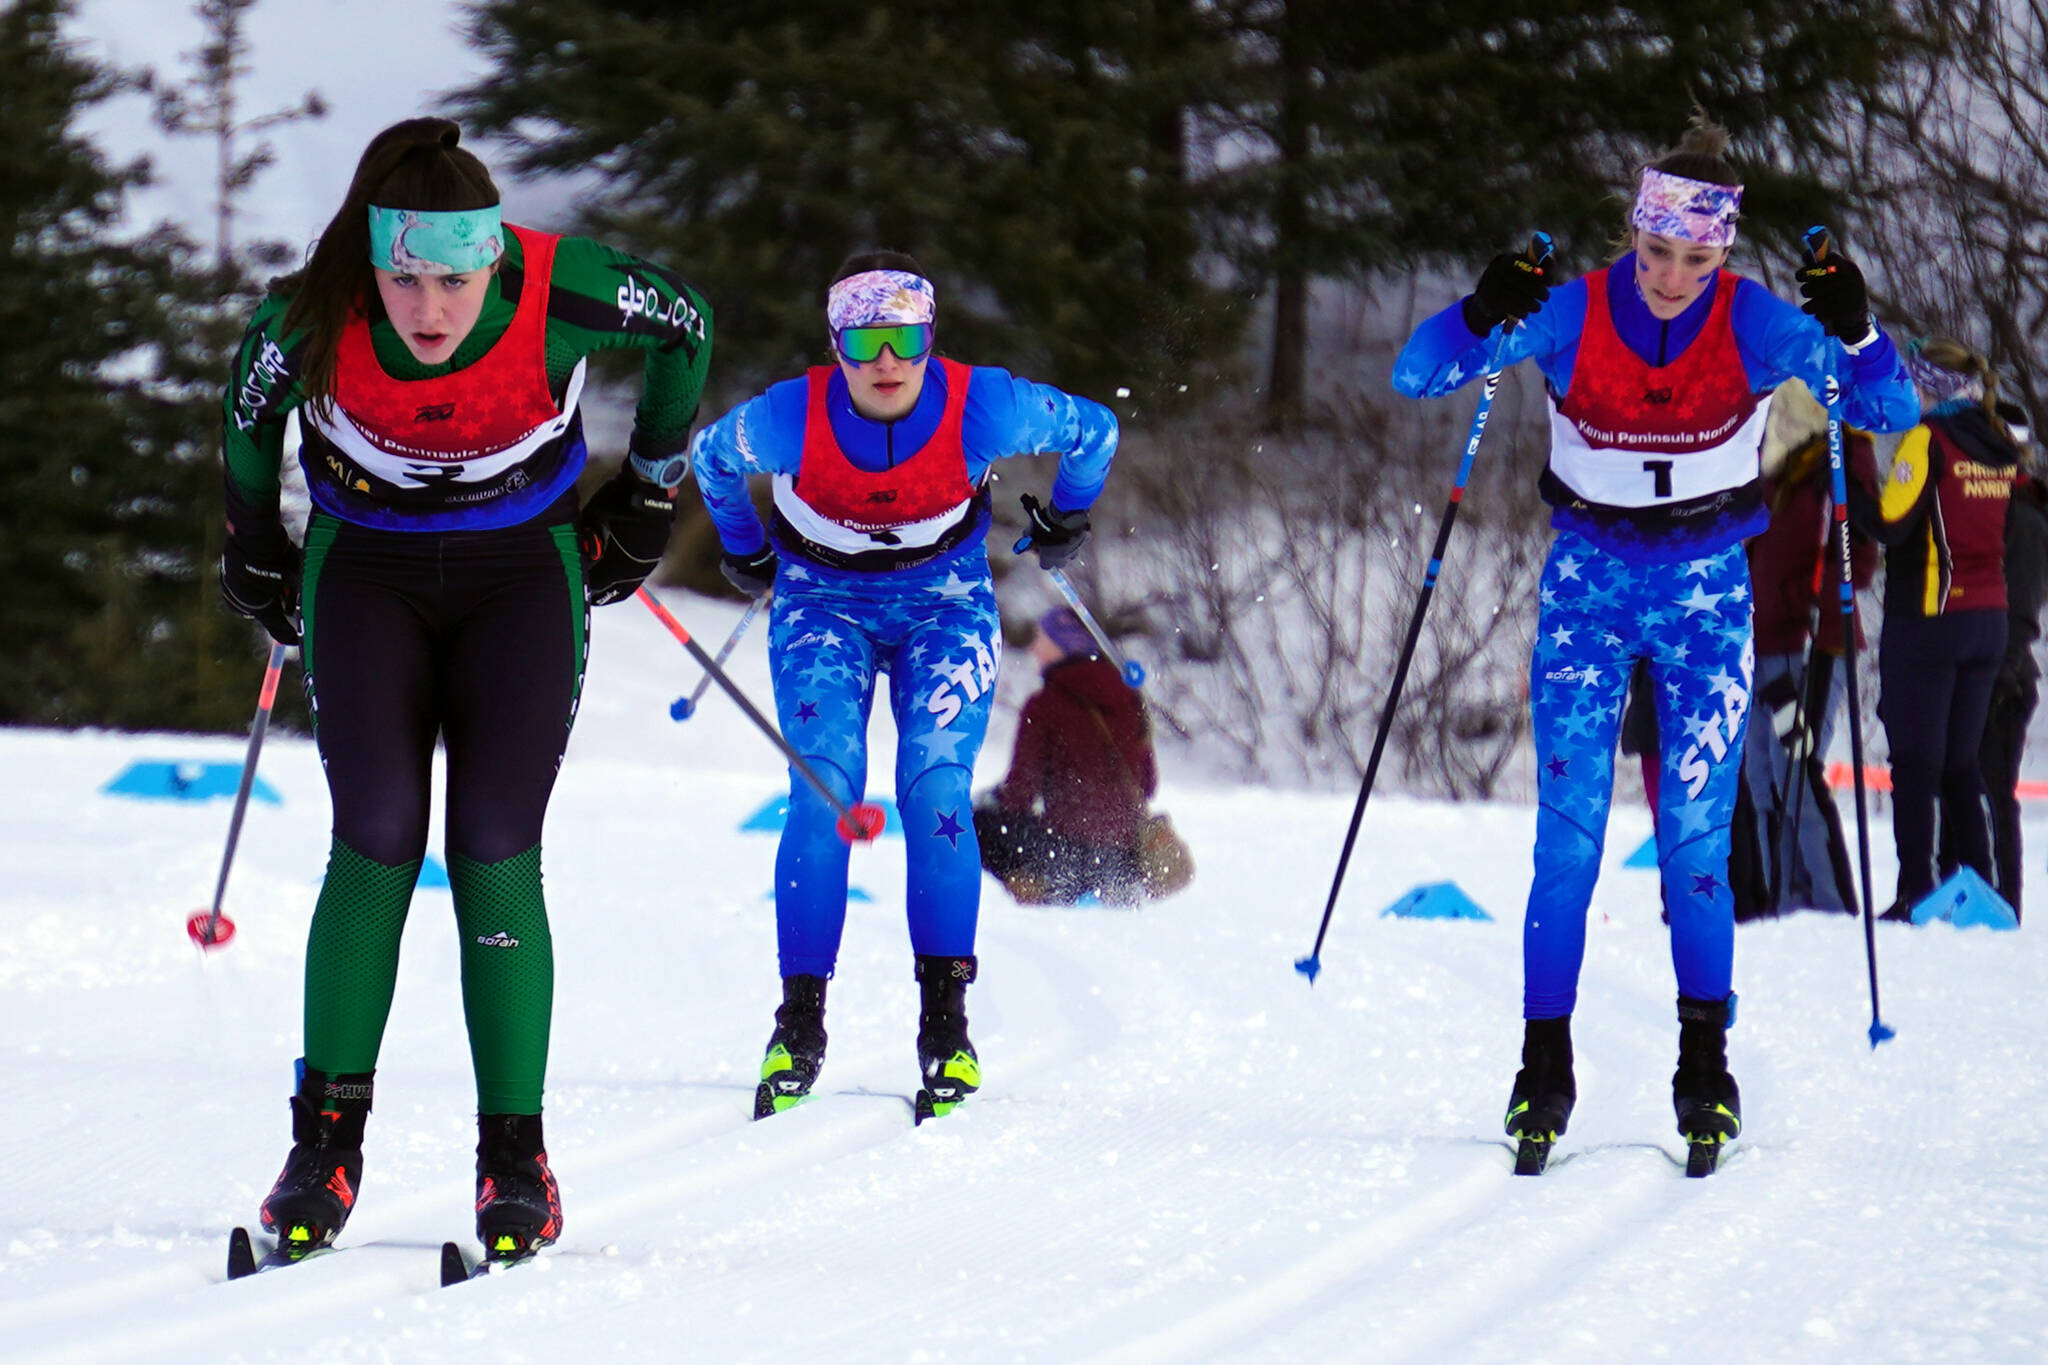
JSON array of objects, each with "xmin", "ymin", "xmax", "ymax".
[
  {"xmin": 103, "ymin": 761, "xmax": 281, "ymax": 805},
  {"xmin": 1380, "ymin": 881, "xmax": 1493, "ymax": 922}
]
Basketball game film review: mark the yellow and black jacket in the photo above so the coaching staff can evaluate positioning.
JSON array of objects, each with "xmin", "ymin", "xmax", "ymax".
[{"xmin": 1856, "ymin": 407, "xmax": 2020, "ymax": 618}]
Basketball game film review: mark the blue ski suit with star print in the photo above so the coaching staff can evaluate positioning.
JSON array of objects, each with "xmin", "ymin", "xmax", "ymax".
[
  {"xmin": 1396, "ymin": 253, "xmax": 1915, "ymax": 1018},
  {"xmin": 692, "ymin": 358, "xmax": 1119, "ymax": 978}
]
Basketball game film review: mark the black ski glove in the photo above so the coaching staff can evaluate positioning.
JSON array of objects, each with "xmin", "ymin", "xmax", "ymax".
[
  {"xmin": 579, "ymin": 467, "xmax": 677, "ymax": 606},
  {"xmin": 720, "ymin": 545, "xmax": 778, "ymax": 599},
  {"xmin": 1462, "ymin": 247, "xmax": 1552, "ymax": 335},
  {"xmin": 1796, "ymin": 236, "xmax": 1875, "ymax": 344},
  {"xmin": 1018, "ymin": 493, "xmax": 1091, "ymax": 570},
  {"xmin": 219, "ymin": 508, "xmax": 301, "ymax": 647}
]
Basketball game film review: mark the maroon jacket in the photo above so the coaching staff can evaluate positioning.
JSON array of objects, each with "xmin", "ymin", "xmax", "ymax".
[
  {"xmin": 1749, "ymin": 431, "xmax": 1878, "ymax": 656},
  {"xmin": 994, "ymin": 658, "xmax": 1156, "ymax": 847}
]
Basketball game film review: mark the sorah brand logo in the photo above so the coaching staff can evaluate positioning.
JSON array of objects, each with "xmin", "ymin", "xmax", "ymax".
[
  {"xmin": 616, "ymin": 277, "xmax": 706, "ymax": 338},
  {"xmin": 925, "ymin": 633, "xmax": 1001, "ymax": 729},
  {"xmin": 475, "ymin": 931, "xmax": 521, "ymax": 949},
  {"xmin": 414, "ymin": 403, "xmax": 456, "ymax": 423},
  {"xmin": 1543, "ymin": 664, "xmax": 1600, "ymax": 684}
]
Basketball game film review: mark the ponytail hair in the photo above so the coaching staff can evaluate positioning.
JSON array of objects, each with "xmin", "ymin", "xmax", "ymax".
[
  {"xmin": 1911, "ymin": 335, "xmax": 2003, "ymax": 428},
  {"xmin": 1645, "ymin": 112, "xmax": 1739, "ymax": 188},
  {"xmin": 278, "ymin": 118, "xmax": 500, "ymax": 405}
]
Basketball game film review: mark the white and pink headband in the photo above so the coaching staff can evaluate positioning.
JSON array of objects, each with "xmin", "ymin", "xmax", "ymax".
[
  {"xmin": 1630, "ymin": 168, "xmax": 1743, "ymax": 248},
  {"xmin": 826, "ymin": 269, "xmax": 935, "ymax": 331}
]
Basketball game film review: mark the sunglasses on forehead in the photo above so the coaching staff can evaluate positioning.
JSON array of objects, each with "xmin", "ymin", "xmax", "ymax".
[{"xmin": 834, "ymin": 322, "xmax": 933, "ymax": 364}]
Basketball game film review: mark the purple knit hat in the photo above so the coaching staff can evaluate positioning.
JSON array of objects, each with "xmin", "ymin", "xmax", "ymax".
[{"xmin": 1037, "ymin": 607, "xmax": 1096, "ymax": 658}]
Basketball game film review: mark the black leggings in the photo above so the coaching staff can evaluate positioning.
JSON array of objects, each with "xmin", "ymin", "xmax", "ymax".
[
  {"xmin": 1879, "ymin": 609, "xmax": 2005, "ymax": 905},
  {"xmin": 295, "ymin": 506, "xmax": 587, "ymax": 1110},
  {"xmin": 302, "ymin": 509, "xmax": 588, "ymax": 867}
]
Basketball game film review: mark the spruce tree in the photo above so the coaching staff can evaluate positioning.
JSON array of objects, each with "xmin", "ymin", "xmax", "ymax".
[
  {"xmin": 0, "ymin": 0, "xmax": 243, "ymax": 728},
  {"xmin": 451, "ymin": 3, "xmax": 1243, "ymax": 409}
]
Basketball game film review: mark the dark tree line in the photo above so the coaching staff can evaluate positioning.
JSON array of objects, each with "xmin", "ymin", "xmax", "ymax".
[
  {"xmin": 453, "ymin": 1, "xmax": 1918, "ymax": 429},
  {"xmin": 0, "ymin": 0, "xmax": 249, "ymax": 729},
  {"xmin": 11, "ymin": 0, "xmax": 2018, "ymax": 736}
]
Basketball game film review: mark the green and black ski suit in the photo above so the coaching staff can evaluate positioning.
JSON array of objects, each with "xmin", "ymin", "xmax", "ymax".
[{"xmin": 222, "ymin": 226, "xmax": 711, "ymax": 1113}]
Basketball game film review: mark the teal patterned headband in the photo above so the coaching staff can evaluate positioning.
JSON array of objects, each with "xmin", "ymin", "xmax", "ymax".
[{"xmin": 367, "ymin": 204, "xmax": 504, "ymax": 276}]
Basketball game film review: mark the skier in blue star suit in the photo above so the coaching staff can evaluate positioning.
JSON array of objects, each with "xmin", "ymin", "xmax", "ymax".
[
  {"xmin": 690, "ymin": 249, "xmax": 1119, "ymax": 1120},
  {"xmin": 1394, "ymin": 120, "xmax": 1917, "ymax": 1160}
]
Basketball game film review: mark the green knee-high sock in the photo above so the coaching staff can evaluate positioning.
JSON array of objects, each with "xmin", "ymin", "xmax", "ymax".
[
  {"xmin": 450, "ymin": 846, "xmax": 554, "ymax": 1115},
  {"xmin": 303, "ymin": 839, "xmax": 420, "ymax": 1075}
]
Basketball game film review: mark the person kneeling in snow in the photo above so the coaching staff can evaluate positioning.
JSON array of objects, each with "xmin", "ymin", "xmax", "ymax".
[{"xmin": 976, "ymin": 608, "xmax": 1160, "ymax": 905}]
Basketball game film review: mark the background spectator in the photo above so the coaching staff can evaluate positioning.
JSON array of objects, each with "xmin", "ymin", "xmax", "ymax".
[{"xmin": 977, "ymin": 609, "xmax": 1156, "ymax": 905}]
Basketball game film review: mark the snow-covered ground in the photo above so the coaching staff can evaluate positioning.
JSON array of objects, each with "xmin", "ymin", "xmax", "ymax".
[{"xmin": 3, "ymin": 589, "xmax": 2046, "ymax": 1364}]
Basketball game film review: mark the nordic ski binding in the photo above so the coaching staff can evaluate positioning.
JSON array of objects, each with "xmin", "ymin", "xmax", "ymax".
[
  {"xmin": 472, "ymin": 1230, "xmax": 543, "ymax": 1277},
  {"xmin": 226, "ymin": 1223, "xmax": 333, "ymax": 1279}
]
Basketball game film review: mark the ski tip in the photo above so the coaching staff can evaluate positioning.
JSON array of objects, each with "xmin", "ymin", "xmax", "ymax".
[
  {"xmin": 1868, "ymin": 1020, "xmax": 1897, "ymax": 1048},
  {"xmin": 439, "ymin": 1241, "xmax": 469, "ymax": 1287},
  {"xmin": 226, "ymin": 1226, "xmax": 257, "ymax": 1280},
  {"xmin": 669, "ymin": 695, "xmax": 694, "ymax": 722},
  {"xmin": 1513, "ymin": 1138, "xmax": 1554, "ymax": 1176},
  {"xmin": 1293, "ymin": 954, "xmax": 1321, "ymax": 985}
]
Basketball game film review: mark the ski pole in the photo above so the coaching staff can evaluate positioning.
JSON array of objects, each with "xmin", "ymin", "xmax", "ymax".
[
  {"xmin": 671, "ymin": 591, "xmax": 767, "ymax": 721},
  {"xmin": 1044, "ymin": 567, "xmax": 1145, "ymax": 687},
  {"xmin": 636, "ymin": 587, "xmax": 885, "ymax": 843},
  {"xmin": 1772, "ymin": 656, "xmax": 1812, "ymax": 911},
  {"xmin": 1803, "ymin": 224, "xmax": 1891, "ymax": 1047},
  {"xmin": 1038, "ymin": 567, "xmax": 1192, "ymax": 739},
  {"xmin": 1295, "ymin": 231, "xmax": 1552, "ymax": 984},
  {"xmin": 187, "ymin": 639, "xmax": 290, "ymax": 951}
]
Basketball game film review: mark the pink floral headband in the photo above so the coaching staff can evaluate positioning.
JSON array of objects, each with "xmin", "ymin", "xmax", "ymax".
[{"xmin": 1630, "ymin": 168, "xmax": 1743, "ymax": 248}]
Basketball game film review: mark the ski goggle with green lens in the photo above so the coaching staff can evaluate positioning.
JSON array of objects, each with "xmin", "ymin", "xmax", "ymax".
[{"xmin": 835, "ymin": 323, "xmax": 933, "ymax": 364}]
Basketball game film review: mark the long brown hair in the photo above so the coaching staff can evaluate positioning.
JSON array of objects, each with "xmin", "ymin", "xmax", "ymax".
[{"xmin": 277, "ymin": 118, "xmax": 500, "ymax": 404}]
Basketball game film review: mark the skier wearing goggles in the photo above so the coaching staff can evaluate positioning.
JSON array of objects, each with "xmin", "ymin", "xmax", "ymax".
[{"xmin": 690, "ymin": 251, "xmax": 1120, "ymax": 1125}]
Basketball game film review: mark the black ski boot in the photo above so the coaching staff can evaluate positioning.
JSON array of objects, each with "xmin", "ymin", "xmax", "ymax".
[
  {"xmin": 913, "ymin": 954, "xmax": 981, "ymax": 1124},
  {"xmin": 258, "ymin": 1065, "xmax": 373, "ymax": 1257},
  {"xmin": 475, "ymin": 1113, "xmax": 562, "ymax": 1264},
  {"xmin": 755, "ymin": 973, "xmax": 829, "ymax": 1119},
  {"xmin": 1504, "ymin": 1017, "xmax": 1575, "ymax": 1175},
  {"xmin": 1674, "ymin": 995, "xmax": 1741, "ymax": 1176}
]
